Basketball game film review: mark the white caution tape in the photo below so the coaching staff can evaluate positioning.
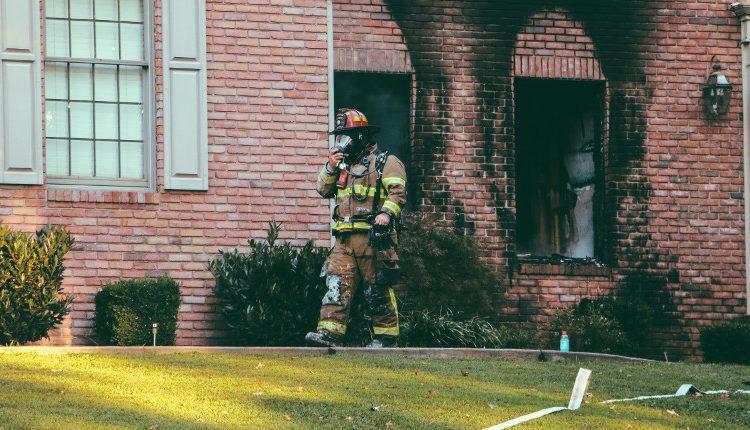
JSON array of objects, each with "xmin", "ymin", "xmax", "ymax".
[
  {"xmin": 602, "ymin": 384, "xmax": 750, "ymax": 404},
  {"xmin": 483, "ymin": 368, "xmax": 591, "ymax": 430}
]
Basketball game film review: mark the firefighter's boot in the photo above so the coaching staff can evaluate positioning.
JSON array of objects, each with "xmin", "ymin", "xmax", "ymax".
[
  {"xmin": 365, "ymin": 335, "xmax": 398, "ymax": 349},
  {"xmin": 305, "ymin": 330, "xmax": 341, "ymax": 347}
]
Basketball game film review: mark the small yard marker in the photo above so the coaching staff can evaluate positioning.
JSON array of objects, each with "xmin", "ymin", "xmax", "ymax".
[
  {"xmin": 483, "ymin": 368, "xmax": 591, "ymax": 430},
  {"xmin": 567, "ymin": 368, "xmax": 592, "ymax": 410}
]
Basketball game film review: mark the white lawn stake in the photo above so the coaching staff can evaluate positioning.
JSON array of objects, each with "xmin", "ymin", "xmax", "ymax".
[{"xmin": 483, "ymin": 368, "xmax": 592, "ymax": 430}]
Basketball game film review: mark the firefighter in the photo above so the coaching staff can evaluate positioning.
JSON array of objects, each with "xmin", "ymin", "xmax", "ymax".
[{"xmin": 305, "ymin": 108, "xmax": 407, "ymax": 348}]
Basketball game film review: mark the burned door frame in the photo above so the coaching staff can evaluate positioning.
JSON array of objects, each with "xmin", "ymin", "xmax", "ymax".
[{"xmin": 512, "ymin": 77, "xmax": 608, "ymax": 261}]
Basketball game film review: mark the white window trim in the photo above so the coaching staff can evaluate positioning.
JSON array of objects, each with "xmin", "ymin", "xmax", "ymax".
[{"xmin": 43, "ymin": 0, "xmax": 155, "ymax": 191}]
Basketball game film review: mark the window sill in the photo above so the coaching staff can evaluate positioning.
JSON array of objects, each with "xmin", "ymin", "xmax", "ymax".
[
  {"xmin": 512, "ymin": 256, "xmax": 611, "ymax": 277},
  {"xmin": 46, "ymin": 188, "xmax": 160, "ymax": 205}
]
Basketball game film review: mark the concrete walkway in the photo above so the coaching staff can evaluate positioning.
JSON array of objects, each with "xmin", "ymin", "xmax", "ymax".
[{"xmin": 0, "ymin": 346, "xmax": 653, "ymax": 363}]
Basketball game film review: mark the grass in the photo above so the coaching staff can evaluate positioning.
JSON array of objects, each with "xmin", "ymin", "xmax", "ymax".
[{"xmin": 0, "ymin": 352, "xmax": 748, "ymax": 429}]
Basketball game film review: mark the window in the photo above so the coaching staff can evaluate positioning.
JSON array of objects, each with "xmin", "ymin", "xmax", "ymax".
[
  {"xmin": 515, "ymin": 79, "xmax": 604, "ymax": 259},
  {"xmin": 44, "ymin": 0, "xmax": 150, "ymax": 187}
]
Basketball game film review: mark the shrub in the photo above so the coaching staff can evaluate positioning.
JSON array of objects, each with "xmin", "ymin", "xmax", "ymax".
[
  {"xmin": 546, "ymin": 299, "xmax": 631, "ymax": 355},
  {"xmin": 384, "ymin": 212, "xmax": 512, "ymax": 348},
  {"xmin": 94, "ymin": 277, "xmax": 181, "ymax": 346},
  {"xmin": 399, "ymin": 309, "xmax": 537, "ymax": 349},
  {"xmin": 397, "ymin": 212, "xmax": 500, "ymax": 316},
  {"xmin": 496, "ymin": 324, "xmax": 541, "ymax": 349},
  {"xmin": 545, "ymin": 295, "xmax": 658, "ymax": 356},
  {"xmin": 0, "ymin": 225, "xmax": 73, "ymax": 346},
  {"xmin": 209, "ymin": 223, "xmax": 329, "ymax": 346},
  {"xmin": 701, "ymin": 317, "xmax": 750, "ymax": 364},
  {"xmin": 400, "ymin": 309, "xmax": 503, "ymax": 348}
]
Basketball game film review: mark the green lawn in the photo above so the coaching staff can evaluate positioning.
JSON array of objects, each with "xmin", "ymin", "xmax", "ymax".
[{"xmin": 0, "ymin": 352, "xmax": 748, "ymax": 429}]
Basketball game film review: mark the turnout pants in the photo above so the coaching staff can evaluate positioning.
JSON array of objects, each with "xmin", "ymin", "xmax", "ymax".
[{"xmin": 316, "ymin": 232, "xmax": 400, "ymax": 340}]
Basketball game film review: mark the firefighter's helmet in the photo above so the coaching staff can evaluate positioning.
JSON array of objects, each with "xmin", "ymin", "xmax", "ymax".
[{"xmin": 329, "ymin": 108, "xmax": 380, "ymax": 136}]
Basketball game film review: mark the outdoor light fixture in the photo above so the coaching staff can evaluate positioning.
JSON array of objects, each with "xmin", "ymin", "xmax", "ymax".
[{"xmin": 703, "ymin": 57, "xmax": 733, "ymax": 119}]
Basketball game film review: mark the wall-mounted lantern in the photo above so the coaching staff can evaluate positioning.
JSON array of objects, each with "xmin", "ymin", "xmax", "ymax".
[{"xmin": 703, "ymin": 59, "xmax": 733, "ymax": 119}]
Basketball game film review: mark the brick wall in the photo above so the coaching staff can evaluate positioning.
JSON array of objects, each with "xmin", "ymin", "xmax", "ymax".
[
  {"xmin": 514, "ymin": 8, "xmax": 604, "ymax": 80},
  {"xmin": 2, "ymin": 0, "xmax": 746, "ymax": 359},
  {"xmin": 333, "ymin": 0, "xmax": 411, "ymax": 72},
  {"xmin": 334, "ymin": 0, "xmax": 747, "ymax": 360},
  {"xmin": 1, "ymin": 0, "xmax": 330, "ymax": 345}
]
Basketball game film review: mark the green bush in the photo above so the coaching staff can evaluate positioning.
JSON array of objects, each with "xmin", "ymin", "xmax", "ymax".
[
  {"xmin": 546, "ymin": 300, "xmax": 630, "ymax": 355},
  {"xmin": 399, "ymin": 309, "xmax": 537, "ymax": 349},
  {"xmin": 0, "ymin": 225, "xmax": 73, "ymax": 346},
  {"xmin": 545, "ymin": 296, "xmax": 658, "ymax": 356},
  {"xmin": 400, "ymin": 309, "xmax": 504, "ymax": 348},
  {"xmin": 94, "ymin": 277, "xmax": 181, "ymax": 346},
  {"xmin": 209, "ymin": 223, "xmax": 329, "ymax": 346},
  {"xmin": 398, "ymin": 212, "xmax": 500, "ymax": 316},
  {"xmin": 388, "ymin": 212, "xmax": 513, "ymax": 348},
  {"xmin": 496, "ymin": 324, "xmax": 541, "ymax": 349},
  {"xmin": 701, "ymin": 317, "xmax": 750, "ymax": 364}
]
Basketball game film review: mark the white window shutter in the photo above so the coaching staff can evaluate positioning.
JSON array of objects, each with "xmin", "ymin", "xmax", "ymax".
[
  {"xmin": 0, "ymin": 0, "xmax": 42, "ymax": 184},
  {"xmin": 162, "ymin": 0, "xmax": 208, "ymax": 190}
]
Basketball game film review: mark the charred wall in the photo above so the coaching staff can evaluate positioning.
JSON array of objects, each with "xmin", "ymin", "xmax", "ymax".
[{"xmin": 338, "ymin": 0, "xmax": 747, "ymax": 360}]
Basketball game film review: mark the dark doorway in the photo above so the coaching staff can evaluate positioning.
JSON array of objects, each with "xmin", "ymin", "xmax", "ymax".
[
  {"xmin": 334, "ymin": 72, "xmax": 413, "ymax": 207},
  {"xmin": 515, "ymin": 78, "xmax": 605, "ymax": 258}
]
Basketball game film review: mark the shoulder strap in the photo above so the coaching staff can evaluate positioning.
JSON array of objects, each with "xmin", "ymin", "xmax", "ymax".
[
  {"xmin": 375, "ymin": 150, "xmax": 389, "ymax": 174},
  {"xmin": 371, "ymin": 150, "xmax": 390, "ymax": 215}
]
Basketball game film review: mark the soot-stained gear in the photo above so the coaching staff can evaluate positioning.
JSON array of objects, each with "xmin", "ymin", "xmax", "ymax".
[
  {"xmin": 369, "ymin": 219, "xmax": 393, "ymax": 249},
  {"xmin": 317, "ymin": 145, "xmax": 405, "ymax": 236},
  {"xmin": 306, "ymin": 234, "xmax": 400, "ymax": 346},
  {"xmin": 322, "ymin": 274, "xmax": 343, "ymax": 306},
  {"xmin": 304, "ymin": 330, "xmax": 341, "ymax": 347},
  {"xmin": 307, "ymin": 109, "xmax": 405, "ymax": 347},
  {"xmin": 363, "ymin": 283, "xmax": 391, "ymax": 315}
]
